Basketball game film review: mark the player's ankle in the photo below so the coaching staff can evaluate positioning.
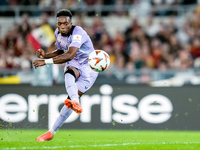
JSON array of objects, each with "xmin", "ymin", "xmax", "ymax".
[{"xmin": 49, "ymin": 129, "xmax": 56, "ymax": 135}]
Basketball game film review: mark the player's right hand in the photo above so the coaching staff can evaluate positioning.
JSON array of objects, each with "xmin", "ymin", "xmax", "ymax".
[
  {"xmin": 33, "ymin": 59, "xmax": 46, "ymax": 69},
  {"xmin": 36, "ymin": 49, "xmax": 46, "ymax": 59}
]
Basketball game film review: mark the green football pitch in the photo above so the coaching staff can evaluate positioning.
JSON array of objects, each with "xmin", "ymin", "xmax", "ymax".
[{"xmin": 0, "ymin": 130, "xmax": 200, "ymax": 150}]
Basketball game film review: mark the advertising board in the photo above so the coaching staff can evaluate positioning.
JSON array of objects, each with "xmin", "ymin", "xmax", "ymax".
[{"xmin": 0, "ymin": 84, "xmax": 200, "ymax": 130}]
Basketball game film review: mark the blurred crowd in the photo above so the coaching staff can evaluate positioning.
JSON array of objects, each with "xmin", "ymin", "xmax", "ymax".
[
  {"xmin": 0, "ymin": 13, "xmax": 51, "ymax": 71},
  {"xmin": 88, "ymin": 8, "xmax": 200, "ymax": 73},
  {"xmin": 0, "ymin": 0, "xmax": 200, "ymax": 76},
  {"xmin": 0, "ymin": 0, "xmax": 197, "ymax": 6},
  {"xmin": 0, "ymin": 0, "xmax": 198, "ymax": 17}
]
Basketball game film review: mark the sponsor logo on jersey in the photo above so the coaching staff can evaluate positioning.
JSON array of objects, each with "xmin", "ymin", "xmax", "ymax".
[{"xmin": 72, "ymin": 35, "xmax": 82, "ymax": 43}]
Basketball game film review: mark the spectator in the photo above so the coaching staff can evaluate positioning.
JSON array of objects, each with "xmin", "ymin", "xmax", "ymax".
[
  {"xmin": 5, "ymin": 48, "xmax": 20, "ymax": 69},
  {"xmin": 20, "ymin": 49, "xmax": 33, "ymax": 71},
  {"xmin": 169, "ymin": 34, "xmax": 181, "ymax": 55},
  {"xmin": 190, "ymin": 37, "xmax": 200, "ymax": 58},
  {"xmin": 113, "ymin": 0, "xmax": 127, "ymax": 16},
  {"xmin": 145, "ymin": 15, "xmax": 161, "ymax": 37},
  {"xmin": 174, "ymin": 49, "xmax": 193, "ymax": 70},
  {"xmin": 3, "ymin": 29, "xmax": 21, "ymax": 56},
  {"xmin": 6, "ymin": 0, "xmax": 18, "ymax": 6},
  {"xmin": 92, "ymin": 16, "xmax": 106, "ymax": 48},
  {"xmin": 39, "ymin": 0, "xmax": 63, "ymax": 8},
  {"xmin": 0, "ymin": 44, "xmax": 6, "ymax": 68},
  {"xmin": 150, "ymin": 38, "xmax": 162, "ymax": 68},
  {"xmin": 18, "ymin": 13, "xmax": 31, "ymax": 40},
  {"xmin": 84, "ymin": 0, "xmax": 100, "ymax": 5}
]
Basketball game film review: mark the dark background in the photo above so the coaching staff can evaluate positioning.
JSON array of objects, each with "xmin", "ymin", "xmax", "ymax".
[{"xmin": 0, "ymin": 84, "xmax": 200, "ymax": 130}]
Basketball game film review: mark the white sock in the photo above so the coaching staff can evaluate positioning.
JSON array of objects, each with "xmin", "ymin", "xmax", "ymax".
[
  {"xmin": 51, "ymin": 105, "xmax": 73, "ymax": 132},
  {"xmin": 49, "ymin": 129, "xmax": 56, "ymax": 135},
  {"xmin": 65, "ymin": 73, "xmax": 79, "ymax": 101}
]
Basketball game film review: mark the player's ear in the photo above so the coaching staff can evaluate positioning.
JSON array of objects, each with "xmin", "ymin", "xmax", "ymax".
[{"xmin": 56, "ymin": 17, "xmax": 59, "ymax": 26}]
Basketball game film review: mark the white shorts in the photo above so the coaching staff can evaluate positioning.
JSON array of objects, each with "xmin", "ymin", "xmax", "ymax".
[{"xmin": 65, "ymin": 59, "xmax": 99, "ymax": 93}]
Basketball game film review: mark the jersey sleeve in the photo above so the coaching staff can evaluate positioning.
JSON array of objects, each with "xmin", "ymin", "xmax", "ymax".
[
  {"xmin": 54, "ymin": 28, "xmax": 62, "ymax": 50},
  {"xmin": 69, "ymin": 28, "xmax": 86, "ymax": 48}
]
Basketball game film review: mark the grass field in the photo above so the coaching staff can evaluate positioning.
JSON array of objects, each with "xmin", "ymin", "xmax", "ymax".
[{"xmin": 0, "ymin": 130, "xmax": 200, "ymax": 150}]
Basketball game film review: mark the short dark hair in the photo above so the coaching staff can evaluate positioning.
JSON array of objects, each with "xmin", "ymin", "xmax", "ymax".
[{"xmin": 56, "ymin": 9, "xmax": 72, "ymax": 19}]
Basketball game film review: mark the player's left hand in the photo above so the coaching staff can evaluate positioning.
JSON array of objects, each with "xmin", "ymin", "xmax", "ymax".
[{"xmin": 33, "ymin": 59, "xmax": 46, "ymax": 69}]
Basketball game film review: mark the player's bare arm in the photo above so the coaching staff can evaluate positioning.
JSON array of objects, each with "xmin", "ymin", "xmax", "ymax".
[
  {"xmin": 33, "ymin": 46, "xmax": 78, "ymax": 69},
  {"xmin": 36, "ymin": 49, "xmax": 64, "ymax": 59},
  {"xmin": 52, "ymin": 47, "xmax": 78, "ymax": 63}
]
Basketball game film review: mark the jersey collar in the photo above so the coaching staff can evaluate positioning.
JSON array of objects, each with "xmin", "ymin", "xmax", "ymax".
[{"xmin": 58, "ymin": 25, "xmax": 75, "ymax": 37}]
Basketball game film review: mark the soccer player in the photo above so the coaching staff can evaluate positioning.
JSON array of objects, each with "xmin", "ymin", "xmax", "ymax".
[{"xmin": 33, "ymin": 9, "xmax": 99, "ymax": 141}]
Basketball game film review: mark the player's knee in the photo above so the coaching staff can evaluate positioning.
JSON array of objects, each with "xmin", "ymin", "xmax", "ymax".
[{"xmin": 64, "ymin": 69, "xmax": 76, "ymax": 78}]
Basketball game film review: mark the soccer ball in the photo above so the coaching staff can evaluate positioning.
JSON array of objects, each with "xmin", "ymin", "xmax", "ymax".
[{"xmin": 88, "ymin": 50, "xmax": 110, "ymax": 72}]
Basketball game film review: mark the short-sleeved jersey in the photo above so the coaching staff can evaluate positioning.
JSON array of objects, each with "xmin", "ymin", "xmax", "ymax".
[{"xmin": 54, "ymin": 26, "xmax": 94, "ymax": 64}]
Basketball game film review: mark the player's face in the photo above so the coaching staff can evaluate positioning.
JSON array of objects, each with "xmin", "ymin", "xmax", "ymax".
[{"xmin": 57, "ymin": 16, "xmax": 72, "ymax": 35}]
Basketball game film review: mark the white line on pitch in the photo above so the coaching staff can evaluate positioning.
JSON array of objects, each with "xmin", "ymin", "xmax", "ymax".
[{"xmin": 2, "ymin": 142, "xmax": 200, "ymax": 150}]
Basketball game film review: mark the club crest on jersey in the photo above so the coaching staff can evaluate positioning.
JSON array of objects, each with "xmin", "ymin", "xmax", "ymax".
[{"xmin": 72, "ymin": 35, "xmax": 82, "ymax": 43}]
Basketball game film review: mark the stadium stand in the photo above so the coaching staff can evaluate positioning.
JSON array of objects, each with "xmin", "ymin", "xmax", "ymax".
[{"xmin": 0, "ymin": 0, "xmax": 200, "ymax": 85}]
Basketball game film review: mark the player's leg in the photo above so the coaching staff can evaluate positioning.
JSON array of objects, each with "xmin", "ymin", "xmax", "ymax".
[
  {"xmin": 37, "ymin": 91, "xmax": 84, "ymax": 141},
  {"xmin": 64, "ymin": 63, "xmax": 98, "ymax": 113},
  {"xmin": 67, "ymin": 62, "xmax": 98, "ymax": 114},
  {"xmin": 36, "ymin": 65, "xmax": 98, "ymax": 141},
  {"xmin": 64, "ymin": 66, "xmax": 83, "ymax": 114},
  {"xmin": 45, "ymin": 69, "xmax": 84, "ymax": 140},
  {"xmin": 51, "ymin": 89, "xmax": 84, "ymax": 132},
  {"xmin": 36, "ymin": 96, "xmax": 73, "ymax": 141},
  {"xmin": 51, "ymin": 96, "xmax": 73, "ymax": 132},
  {"xmin": 36, "ymin": 67, "xmax": 82, "ymax": 141},
  {"xmin": 65, "ymin": 66, "xmax": 80, "ymax": 100}
]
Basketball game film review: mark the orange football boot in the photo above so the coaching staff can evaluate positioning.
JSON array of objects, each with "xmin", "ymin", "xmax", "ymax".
[
  {"xmin": 64, "ymin": 99, "xmax": 83, "ymax": 114},
  {"xmin": 36, "ymin": 131, "xmax": 54, "ymax": 141}
]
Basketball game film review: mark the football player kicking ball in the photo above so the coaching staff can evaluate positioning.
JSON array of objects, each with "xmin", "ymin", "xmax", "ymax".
[{"xmin": 33, "ymin": 9, "xmax": 99, "ymax": 141}]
